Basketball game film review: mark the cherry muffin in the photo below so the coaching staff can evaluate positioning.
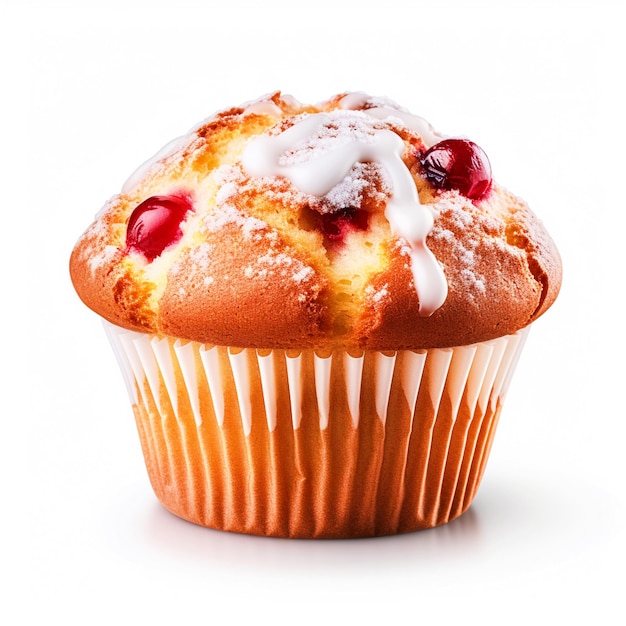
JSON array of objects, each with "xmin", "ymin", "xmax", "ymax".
[{"xmin": 70, "ymin": 92, "xmax": 561, "ymax": 538}]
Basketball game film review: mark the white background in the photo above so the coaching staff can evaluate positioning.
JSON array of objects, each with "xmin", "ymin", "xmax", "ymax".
[{"xmin": 4, "ymin": 0, "xmax": 625, "ymax": 623}]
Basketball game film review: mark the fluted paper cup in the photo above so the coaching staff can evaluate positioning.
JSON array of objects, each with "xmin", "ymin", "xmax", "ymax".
[{"xmin": 104, "ymin": 321, "xmax": 528, "ymax": 538}]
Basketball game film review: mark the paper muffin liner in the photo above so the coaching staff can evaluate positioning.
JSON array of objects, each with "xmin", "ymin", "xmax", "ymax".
[{"xmin": 104, "ymin": 321, "xmax": 529, "ymax": 538}]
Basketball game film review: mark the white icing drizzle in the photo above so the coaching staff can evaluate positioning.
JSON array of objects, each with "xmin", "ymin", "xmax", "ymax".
[
  {"xmin": 121, "ymin": 135, "xmax": 187, "ymax": 193},
  {"xmin": 243, "ymin": 99, "xmax": 284, "ymax": 118},
  {"xmin": 241, "ymin": 109, "xmax": 448, "ymax": 316},
  {"xmin": 339, "ymin": 92, "xmax": 442, "ymax": 148}
]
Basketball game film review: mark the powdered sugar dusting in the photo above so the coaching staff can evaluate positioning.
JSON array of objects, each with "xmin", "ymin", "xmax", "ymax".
[
  {"xmin": 322, "ymin": 162, "xmax": 390, "ymax": 214},
  {"xmin": 461, "ymin": 268, "xmax": 486, "ymax": 294},
  {"xmin": 199, "ymin": 164, "xmax": 317, "ymax": 290},
  {"xmin": 81, "ymin": 217, "xmax": 120, "ymax": 274},
  {"xmin": 339, "ymin": 92, "xmax": 443, "ymax": 147},
  {"xmin": 241, "ymin": 109, "xmax": 448, "ymax": 314},
  {"xmin": 230, "ymin": 112, "xmax": 392, "ymax": 215},
  {"xmin": 280, "ymin": 111, "xmax": 379, "ymax": 166},
  {"xmin": 365, "ymin": 283, "xmax": 390, "ymax": 304},
  {"xmin": 430, "ymin": 195, "xmax": 504, "ymax": 299},
  {"xmin": 204, "ymin": 168, "xmax": 267, "ymax": 240},
  {"xmin": 186, "ymin": 242, "xmax": 214, "ymax": 270},
  {"xmin": 169, "ymin": 242, "xmax": 214, "ymax": 284},
  {"xmin": 88, "ymin": 244, "xmax": 118, "ymax": 273},
  {"xmin": 244, "ymin": 251, "xmax": 315, "ymax": 284},
  {"xmin": 292, "ymin": 265, "xmax": 315, "ymax": 283}
]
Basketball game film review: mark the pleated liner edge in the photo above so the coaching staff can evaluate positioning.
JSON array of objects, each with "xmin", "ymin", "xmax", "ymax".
[{"xmin": 104, "ymin": 321, "xmax": 528, "ymax": 538}]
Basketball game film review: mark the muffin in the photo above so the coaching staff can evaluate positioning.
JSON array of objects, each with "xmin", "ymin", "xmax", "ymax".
[{"xmin": 70, "ymin": 91, "xmax": 561, "ymax": 538}]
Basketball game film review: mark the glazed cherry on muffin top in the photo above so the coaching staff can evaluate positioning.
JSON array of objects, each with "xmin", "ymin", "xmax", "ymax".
[
  {"xmin": 321, "ymin": 208, "xmax": 369, "ymax": 241},
  {"xmin": 421, "ymin": 139, "xmax": 492, "ymax": 201},
  {"xmin": 126, "ymin": 194, "xmax": 193, "ymax": 261}
]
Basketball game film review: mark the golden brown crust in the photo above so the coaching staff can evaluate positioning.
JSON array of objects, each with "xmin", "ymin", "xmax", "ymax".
[
  {"xmin": 157, "ymin": 223, "xmax": 329, "ymax": 347},
  {"xmin": 70, "ymin": 92, "xmax": 562, "ymax": 350}
]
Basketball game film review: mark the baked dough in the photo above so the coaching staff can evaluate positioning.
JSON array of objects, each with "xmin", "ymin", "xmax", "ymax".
[{"xmin": 70, "ymin": 92, "xmax": 561, "ymax": 350}]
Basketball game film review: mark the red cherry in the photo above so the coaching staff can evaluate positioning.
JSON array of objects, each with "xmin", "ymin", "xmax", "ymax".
[
  {"xmin": 126, "ymin": 195, "xmax": 193, "ymax": 261},
  {"xmin": 321, "ymin": 208, "xmax": 369, "ymax": 241},
  {"xmin": 421, "ymin": 139, "xmax": 492, "ymax": 201}
]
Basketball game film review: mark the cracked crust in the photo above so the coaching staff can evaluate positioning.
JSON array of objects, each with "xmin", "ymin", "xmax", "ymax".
[{"xmin": 70, "ymin": 92, "xmax": 562, "ymax": 350}]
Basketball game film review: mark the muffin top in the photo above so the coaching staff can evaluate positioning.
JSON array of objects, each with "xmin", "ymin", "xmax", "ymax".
[{"xmin": 70, "ymin": 91, "xmax": 561, "ymax": 350}]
